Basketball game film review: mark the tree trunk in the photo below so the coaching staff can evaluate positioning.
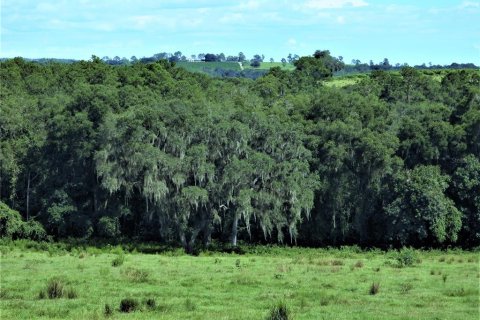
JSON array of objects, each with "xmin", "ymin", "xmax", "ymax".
[
  {"xmin": 26, "ymin": 171, "xmax": 31, "ymax": 221},
  {"xmin": 231, "ymin": 213, "xmax": 239, "ymax": 246}
]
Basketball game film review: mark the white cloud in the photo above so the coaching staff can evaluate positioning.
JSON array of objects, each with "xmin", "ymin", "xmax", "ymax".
[
  {"xmin": 460, "ymin": 1, "xmax": 480, "ymax": 8},
  {"xmin": 303, "ymin": 0, "xmax": 368, "ymax": 10},
  {"xmin": 219, "ymin": 13, "xmax": 244, "ymax": 24},
  {"xmin": 238, "ymin": 1, "xmax": 261, "ymax": 10},
  {"xmin": 337, "ymin": 16, "xmax": 346, "ymax": 24}
]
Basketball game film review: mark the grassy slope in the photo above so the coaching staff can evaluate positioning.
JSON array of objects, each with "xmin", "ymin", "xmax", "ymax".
[
  {"xmin": 175, "ymin": 61, "xmax": 295, "ymax": 74},
  {"xmin": 175, "ymin": 61, "xmax": 242, "ymax": 73},
  {"xmin": 1, "ymin": 244, "xmax": 478, "ymax": 319}
]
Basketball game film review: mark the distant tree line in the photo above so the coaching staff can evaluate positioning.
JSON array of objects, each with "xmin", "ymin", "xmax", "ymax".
[{"xmin": 1, "ymin": 51, "xmax": 479, "ymax": 252}]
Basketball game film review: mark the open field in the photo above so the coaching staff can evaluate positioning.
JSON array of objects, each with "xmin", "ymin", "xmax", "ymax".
[
  {"xmin": 242, "ymin": 62, "xmax": 296, "ymax": 71},
  {"xmin": 0, "ymin": 242, "xmax": 478, "ymax": 319},
  {"xmin": 175, "ymin": 61, "xmax": 295, "ymax": 74},
  {"xmin": 176, "ymin": 61, "xmax": 242, "ymax": 73}
]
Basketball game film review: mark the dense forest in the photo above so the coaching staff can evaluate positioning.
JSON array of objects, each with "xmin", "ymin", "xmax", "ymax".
[{"xmin": 1, "ymin": 51, "xmax": 479, "ymax": 252}]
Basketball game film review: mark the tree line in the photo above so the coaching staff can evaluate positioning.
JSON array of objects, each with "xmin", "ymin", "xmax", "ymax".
[{"xmin": 1, "ymin": 51, "xmax": 479, "ymax": 251}]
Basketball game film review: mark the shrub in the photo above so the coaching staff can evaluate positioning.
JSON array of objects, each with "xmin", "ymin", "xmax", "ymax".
[
  {"xmin": 396, "ymin": 248, "xmax": 419, "ymax": 267},
  {"xmin": 104, "ymin": 304, "xmax": 113, "ymax": 317},
  {"xmin": 47, "ymin": 278, "xmax": 65, "ymax": 299},
  {"xmin": 38, "ymin": 290, "xmax": 46, "ymax": 299},
  {"xmin": 369, "ymin": 282, "xmax": 380, "ymax": 295},
  {"xmin": 185, "ymin": 298, "xmax": 196, "ymax": 311},
  {"xmin": 97, "ymin": 217, "xmax": 120, "ymax": 238},
  {"xmin": 400, "ymin": 283, "xmax": 413, "ymax": 294},
  {"xmin": 119, "ymin": 298, "xmax": 139, "ymax": 313},
  {"xmin": 66, "ymin": 288, "xmax": 77, "ymax": 299},
  {"xmin": 331, "ymin": 260, "xmax": 344, "ymax": 266},
  {"xmin": 111, "ymin": 254, "xmax": 125, "ymax": 267},
  {"xmin": 121, "ymin": 267, "xmax": 150, "ymax": 283},
  {"xmin": 267, "ymin": 301, "xmax": 290, "ymax": 320},
  {"xmin": 145, "ymin": 298, "xmax": 156, "ymax": 310},
  {"xmin": 0, "ymin": 201, "xmax": 47, "ymax": 241}
]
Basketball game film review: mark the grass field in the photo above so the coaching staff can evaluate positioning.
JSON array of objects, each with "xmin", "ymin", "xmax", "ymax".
[
  {"xmin": 0, "ymin": 242, "xmax": 478, "ymax": 319},
  {"xmin": 175, "ymin": 61, "xmax": 243, "ymax": 73},
  {"xmin": 242, "ymin": 62, "xmax": 296, "ymax": 71},
  {"xmin": 175, "ymin": 61, "xmax": 295, "ymax": 74}
]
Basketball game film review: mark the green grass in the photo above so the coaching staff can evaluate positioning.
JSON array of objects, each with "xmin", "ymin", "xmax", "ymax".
[
  {"xmin": 176, "ymin": 61, "xmax": 242, "ymax": 73},
  {"xmin": 176, "ymin": 61, "xmax": 295, "ymax": 74},
  {"xmin": 243, "ymin": 62, "xmax": 296, "ymax": 71},
  {"xmin": 0, "ymin": 243, "xmax": 478, "ymax": 319}
]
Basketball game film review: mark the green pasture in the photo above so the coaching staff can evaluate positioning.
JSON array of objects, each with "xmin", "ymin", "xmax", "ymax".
[{"xmin": 0, "ymin": 243, "xmax": 478, "ymax": 319}]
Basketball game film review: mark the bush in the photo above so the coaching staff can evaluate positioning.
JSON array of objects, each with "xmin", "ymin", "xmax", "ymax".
[
  {"xmin": 119, "ymin": 298, "xmax": 139, "ymax": 313},
  {"xmin": 0, "ymin": 201, "xmax": 47, "ymax": 241},
  {"xmin": 267, "ymin": 301, "xmax": 290, "ymax": 320},
  {"xmin": 369, "ymin": 282, "xmax": 380, "ymax": 295},
  {"xmin": 111, "ymin": 254, "xmax": 125, "ymax": 267},
  {"xmin": 396, "ymin": 248, "xmax": 419, "ymax": 267},
  {"xmin": 104, "ymin": 304, "xmax": 113, "ymax": 317},
  {"xmin": 145, "ymin": 298, "xmax": 156, "ymax": 310},
  {"xmin": 185, "ymin": 298, "xmax": 196, "ymax": 311},
  {"xmin": 121, "ymin": 267, "xmax": 150, "ymax": 283},
  {"xmin": 97, "ymin": 217, "xmax": 120, "ymax": 238},
  {"xmin": 66, "ymin": 288, "xmax": 77, "ymax": 299},
  {"xmin": 47, "ymin": 278, "xmax": 65, "ymax": 299}
]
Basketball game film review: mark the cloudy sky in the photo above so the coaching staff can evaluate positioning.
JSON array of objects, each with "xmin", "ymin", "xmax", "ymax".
[{"xmin": 1, "ymin": 0, "xmax": 479, "ymax": 65}]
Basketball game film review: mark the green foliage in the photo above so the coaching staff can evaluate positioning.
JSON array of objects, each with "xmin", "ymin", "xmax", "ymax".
[
  {"xmin": 385, "ymin": 166, "xmax": 462, "ymax": 245},
  {"xmin": 369, "ymin": 282, "xmax": 380, "ymax": 295},
  {"xmin": 0, "ymin": 55, "xmax": 476, "ymax": 249},
  {"xmin": 0, "ymin": 202, "xmax": 46, "ymax": 241},
  {"xmin": 46, "ymin": 278, "xmax": 65, "ymax": 299},
  {"xmin": 111, "ymin": 254, "xmax": 124, "ymax": 267},
  {"xmin": 395, "ymin": 248, "xmax": 420, "ymax": 267},
  {"xmin": 267, "ymin": 301, "xmax": 291, "ymax": 320},
  {"xmin": 97, "ymin": 217, "xmax": 120, "ymax": 238},
  {"xmin": 104, "ymin": 304, "xmax": 113, "ymax": 317},
  {"xmin": 119, "ymin": 298, "xmax": 139, "ymax": 313}
]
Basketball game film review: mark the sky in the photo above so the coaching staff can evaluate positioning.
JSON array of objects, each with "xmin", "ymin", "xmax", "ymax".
[{"xmin": 1, "ymin": 0, "xmax": 479, "ymax": 65}]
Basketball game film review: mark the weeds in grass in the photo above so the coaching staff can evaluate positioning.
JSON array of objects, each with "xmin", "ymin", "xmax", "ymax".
[
  {"xmin": 121, "ymin": 267, "xmax": 150, "ymax": 283},
  {"xmin": 267, "ymin": 301, "xmax": 290, "ymax": 320},
  {"xmin": 354, "ymin": 260, "xmax": 364, "ymax": 268},
  {"xmin": 331, "ymin": 266, "xmax": 341, "ymax": 273},
  {"xmin": 38, "ymin": 290, "xmax": 46, "ymax": 299},
  {"xmin": 467, "ymin": 257, "xmax": 475, "ymax": 263},
  {"xmin": 369, "ymin": 282, "xmax": 380, "ymax": 295},
  {"xmin": 439, "ymin": 257, "xmax": 446, "ymax": 262},
  {"xmin": 119, "ymin": 298, "xmax": 139, "ymax": 313},
  {"xmin": 47, "ymin": 278, "xmax": 65, "ymax": 299},
  {"xmin": 444, "ymin": 287, "xmax": 475, "ymax": 297},
  {"xmin": 66, "ymin": 288, "xmax": 77, "ymax": 299},
  {"xmin": 442, "ymin": 274, "xmax": 448, "ymax": 283},
  {"xmin": 111, "ymin": 254, "xmax": 125, "ymax": 267},
  {"xmin": 395, "ymin": 248, "xmax": 419, "ymax": 267},
  {"xmin": 374, "ymin": 267, "xmax": 381, "ymax": 272},
  {"xmin": 400, "ymin": 283, "xmax": 413, "ymax": 294},
  {"xmin": 235, "ymin": 259, "xmax": 241, "ymax": 268},
  {"xmin": 104, "ymin": 304, "xmax": 113, "ymax": 317},
  {"xmin": 185, "ymin": 298, "xmax": 197, "ymax": 311},
  {"xmin": 430, "ymin": 270, "xmax": 435, "ymax": 275},
  {"xmin": 331, "ymin": 259, "xmax": 344, "ymax": 266},
  {"xmin": 319, "ymin": 294, "xmax": 335, "ymax": 306},
  {"xmin": 145, "ymin": 298, "xmax": 156, "ymax": 310}
]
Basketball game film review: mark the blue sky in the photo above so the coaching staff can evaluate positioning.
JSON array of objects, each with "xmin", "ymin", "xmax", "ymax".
[{"xmin": 1, "ymin": 0, "xmax": 479, "ymax": 65}]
